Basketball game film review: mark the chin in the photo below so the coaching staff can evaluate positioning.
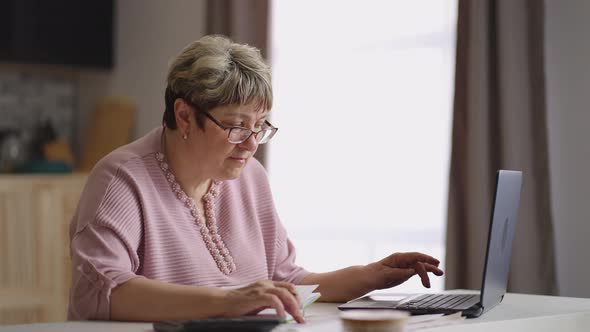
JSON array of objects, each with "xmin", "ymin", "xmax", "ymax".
[
  {"xmin": 219, "ymin": 158, "xmax": 248, "ymax": 180},
  {"xmin": 218, "ymin": 166, "xmax": 244, "ymax": 180}
]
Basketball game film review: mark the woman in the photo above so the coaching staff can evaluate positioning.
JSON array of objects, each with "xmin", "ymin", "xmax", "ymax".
[{"xmin": 68, "ymin": 35, "xmax": 443, "ymax": 323}]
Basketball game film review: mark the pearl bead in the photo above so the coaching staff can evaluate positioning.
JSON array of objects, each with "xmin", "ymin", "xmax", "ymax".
[{"xmin": 156, "ymin": 153, "xmax": 234, "ymax": 275}]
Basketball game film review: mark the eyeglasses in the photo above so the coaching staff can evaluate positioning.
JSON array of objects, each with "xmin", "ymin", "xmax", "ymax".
[{"xmin": 201, "ymin": 112, "xmax": 278, "ymax": 144}]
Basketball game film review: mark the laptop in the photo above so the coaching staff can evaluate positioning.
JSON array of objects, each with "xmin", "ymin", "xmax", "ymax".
[{"xmin": 339, "ymin": 170, "xmax": 523, "ymax": 318}]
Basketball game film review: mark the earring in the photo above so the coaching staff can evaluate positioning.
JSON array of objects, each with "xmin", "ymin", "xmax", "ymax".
[{"xmin": 183, "ymin": 133, "xmax": 188, "ymax": 140}]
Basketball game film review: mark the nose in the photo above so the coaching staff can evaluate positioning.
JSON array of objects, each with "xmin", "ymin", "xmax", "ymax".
[{"xmin": 238, "ymin": 132, "xmax": 259, "ymax": 152}]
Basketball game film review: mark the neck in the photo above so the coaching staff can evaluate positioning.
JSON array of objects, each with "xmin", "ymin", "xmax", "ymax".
[{"xmin": 162, "ymin": 127, "xmax": 211, "ymax": 200}]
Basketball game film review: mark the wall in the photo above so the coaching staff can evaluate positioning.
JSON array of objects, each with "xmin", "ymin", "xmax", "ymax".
[
  {"xmin": 545, "ymin": 0, "xmax": 590, "ymax": 297},
  {"xmin": 0, "ymin": 72, "xmax": 76, "ymax": 153},
  {"xmin": 77, "ymin": 0, "xmax": 207, "ymax": 155}
]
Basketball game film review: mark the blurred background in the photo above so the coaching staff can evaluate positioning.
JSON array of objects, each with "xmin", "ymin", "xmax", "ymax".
[{"xmin": 0, "ymin": 0, "xmax": 589, "ymax": 325}]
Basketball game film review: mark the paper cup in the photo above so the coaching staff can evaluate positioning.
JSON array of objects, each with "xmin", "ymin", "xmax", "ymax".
[{"xmin": 340, "ymin": 310, "xmax": 410, "ymax": 332}]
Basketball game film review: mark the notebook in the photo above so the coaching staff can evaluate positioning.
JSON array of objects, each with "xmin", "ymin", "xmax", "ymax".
[
  {"xmin": 338, "ymin": 170, "xmax": 523, "ymax": 318},
  {"xmin": 258, "ymin": 284, "xmax": 321, "ymax": 321}
]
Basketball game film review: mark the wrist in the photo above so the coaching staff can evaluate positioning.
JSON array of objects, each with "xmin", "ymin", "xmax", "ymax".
[
  {"xmin": 361, "ymin": 263, "xmax": 380, "ymax": 293},
  {"xmin": 207, "ymin": 287, "xmax": 230, "ymax": 317}
]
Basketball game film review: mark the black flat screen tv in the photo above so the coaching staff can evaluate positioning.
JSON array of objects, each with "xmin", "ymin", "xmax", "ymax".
[{"xmin": 0, "ymin": 0, "xmax": 114, "ymax": 69}]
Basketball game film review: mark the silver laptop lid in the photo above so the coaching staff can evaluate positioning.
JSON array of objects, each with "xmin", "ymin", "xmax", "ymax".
[{"xmin": 479, "ymin": 170, "xmax": 523, "ymax": 314}]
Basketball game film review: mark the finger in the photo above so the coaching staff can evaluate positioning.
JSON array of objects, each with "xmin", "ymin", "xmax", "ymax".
[
  {"xmin": 267, "ymin": 287, "xmax": 305, "ymax": 323},
  {"xmin": 381, "ymin": 252, "xmax": 436, "ymax": 268},
  {"xmin": 405, "ymin": 252, "xmax": 440, "ymax": 266},
  {"xmin": 272, "ymin": 281, "xmax": 297, "ymax": 294},
  {"xmin": 381, "ymin": 252, "xmax": 440, "ymax": 268},
  {"xmin": 245, "ymin": 305, "xmax": 271, "ymax": 316},
  {"xmin": 414, "ymin": 262, "xmax": 431, "ymax": 288},
  {"xmin": 261, "ymin": 294, "xmax": 286, "ymax": 319},
  {"xmin": 424, "ymin": 263, "xmax": 444, "ymax": 276},
  {"xmin": 273, "ymin": 281, "xmax": 301, "ymax": 304}
]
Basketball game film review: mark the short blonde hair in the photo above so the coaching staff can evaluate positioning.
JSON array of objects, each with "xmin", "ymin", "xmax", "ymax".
[{"xmin": 163, "ymin": 35, "xmax": 272, "ymax": 129}]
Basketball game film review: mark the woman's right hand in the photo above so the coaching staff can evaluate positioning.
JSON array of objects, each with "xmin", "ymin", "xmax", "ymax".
[{"xmin": 222, "ymin": 280, "xmax": 305, "ymax": 323}]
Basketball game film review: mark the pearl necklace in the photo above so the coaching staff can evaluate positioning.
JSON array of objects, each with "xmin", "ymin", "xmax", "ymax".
[{"xmin": 155, "ymin": 152, "xmax": 236, "ymax": 275}]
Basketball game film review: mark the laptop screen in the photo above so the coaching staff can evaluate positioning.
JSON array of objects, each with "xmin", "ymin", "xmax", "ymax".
[{"xmin": 479, "ymin": 170, "xmax": 523, "ymax": 314}]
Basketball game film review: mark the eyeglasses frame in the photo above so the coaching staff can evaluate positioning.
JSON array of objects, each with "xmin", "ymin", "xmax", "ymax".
[{"xmin": 181, "ymin": 98, "xmax": 278, "ymax": 144}]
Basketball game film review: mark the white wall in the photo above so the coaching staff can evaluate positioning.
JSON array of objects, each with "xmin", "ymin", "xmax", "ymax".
[
  {"xmin": 77, "ymin": 0, "xmax": 207, "ymax": 153},
  {"xmin": 545, "ymin": 0, "xmax": 590, "ymax": 298}
]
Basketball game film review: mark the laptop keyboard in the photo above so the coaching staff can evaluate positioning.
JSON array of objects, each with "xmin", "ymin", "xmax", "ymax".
[{"xmin": 399, "ymin": 294, "xmax": 478, "ymax": 310}]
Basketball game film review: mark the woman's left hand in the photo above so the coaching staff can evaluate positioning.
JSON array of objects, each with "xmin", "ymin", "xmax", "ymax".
[{"xmin": 365, "ymin": 252, "xmax": 444, "ymax": 290}]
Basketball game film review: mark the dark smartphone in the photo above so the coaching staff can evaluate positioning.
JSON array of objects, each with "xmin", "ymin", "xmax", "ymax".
[{"xmin": 153, "ymin": 317, "xmax": 282, "ymax": 332}]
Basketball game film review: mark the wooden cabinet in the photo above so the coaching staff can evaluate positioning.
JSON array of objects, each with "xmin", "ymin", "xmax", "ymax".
[{"xmin": 0, "ymin": 174, "xmax": 86, "ymax": 324}]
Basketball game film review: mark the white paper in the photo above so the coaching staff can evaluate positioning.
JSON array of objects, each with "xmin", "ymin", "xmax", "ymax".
[{"xmin": 258, "ymin": 285, "xmax": 321, "ymax": 321}]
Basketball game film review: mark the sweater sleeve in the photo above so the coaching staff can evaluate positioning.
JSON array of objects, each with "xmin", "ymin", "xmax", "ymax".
[
  {"xmin": 272, "ymin": 223, "xmax": 311, "ymax": 284},
  {"xmin": 242, "ymin": 158, "xmax": 311, "ymax": 284},
  {"xmin": 68, "ymin": 171, "xmax": 144, "ymax": 321}
]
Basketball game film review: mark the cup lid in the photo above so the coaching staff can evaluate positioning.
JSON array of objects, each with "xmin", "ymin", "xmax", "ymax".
[{"xmin": 340, "ymin": 310, "xmax": 410, "ymax": 322}]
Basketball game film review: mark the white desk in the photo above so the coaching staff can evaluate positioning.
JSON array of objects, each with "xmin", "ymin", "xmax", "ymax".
[
  {"xmin": 2, "ymin": 292, "xmax": 590, "ymax": 332},
  {"xmin": 286, "ymin": 292, "xmax": 590, "ymax": 332}
]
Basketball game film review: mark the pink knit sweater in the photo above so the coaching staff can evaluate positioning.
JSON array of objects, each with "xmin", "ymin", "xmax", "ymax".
[{"xmin": 68, "ymin": 127, "xmax": 309, "ymax": 320}]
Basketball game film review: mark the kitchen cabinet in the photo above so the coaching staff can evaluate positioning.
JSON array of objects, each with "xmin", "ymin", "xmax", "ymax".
[{"xmin": 0, "ymin": 174, "xmax": 86, "ymax": 324}]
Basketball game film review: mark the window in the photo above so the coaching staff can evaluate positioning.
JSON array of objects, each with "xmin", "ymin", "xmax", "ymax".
[{"xmin": 269, "ymin": 1, "xmax": 457, "ymax": 292}]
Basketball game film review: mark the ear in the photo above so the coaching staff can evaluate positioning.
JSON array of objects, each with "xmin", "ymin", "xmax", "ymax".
[{"xmin": 173, "ymin": 98, "xmax": 192, "ymax": 132}]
